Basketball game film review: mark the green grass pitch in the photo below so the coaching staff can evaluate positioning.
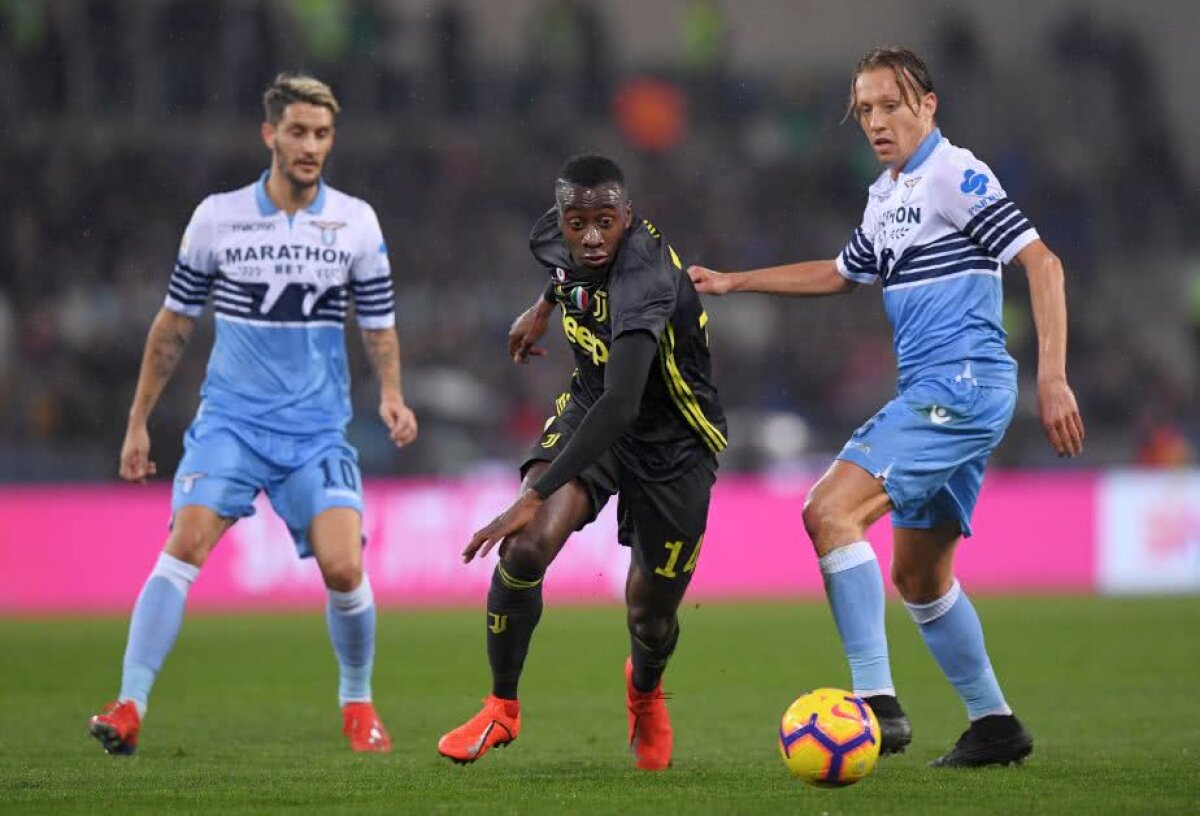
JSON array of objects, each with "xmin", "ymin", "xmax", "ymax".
[{"xmin": 1, "ymin": 596, "xmax": 1197, "ymax": 814}]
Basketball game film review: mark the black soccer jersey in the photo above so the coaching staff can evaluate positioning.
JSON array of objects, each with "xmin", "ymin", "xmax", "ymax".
[{"xmin": 529, "ymin": 207, "xmax": 728, "ymax": 481}]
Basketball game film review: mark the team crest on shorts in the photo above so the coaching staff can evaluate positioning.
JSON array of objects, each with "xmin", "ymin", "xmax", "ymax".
[{"xmin": 176, "ymin": 472, "xmax": 206, "ymax": 494}]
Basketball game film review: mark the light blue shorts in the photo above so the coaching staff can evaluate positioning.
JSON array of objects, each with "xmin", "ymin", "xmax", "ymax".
[
  {"xmin": 171, "ymin": 417, "xmax": 363, "ymax": 557},
  {"xmin": 836, "ymin": 376, "xmax": 1016, "ymax": 537}
]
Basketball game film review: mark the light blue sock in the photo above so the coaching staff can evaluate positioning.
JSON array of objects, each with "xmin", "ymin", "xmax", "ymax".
[
  {"xmin": 327, "ymin": 574, "xmax": 376, "ymax": 706},
  {"xmin": 819, "ymin": 541, "xmax": 894, "ymax": 697},
  {"xmin": 906, "ymin": 580, "xmax": 1012, "ymax": 720},
  {"xmin": 119, "ymin": 552, "xmax": 199, "ymax": 716}
]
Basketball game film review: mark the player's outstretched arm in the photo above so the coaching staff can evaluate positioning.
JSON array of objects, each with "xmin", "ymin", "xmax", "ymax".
[
  {"xmin": 508, "ymin": 284, "xmax": 557, "ymax": 364},
  {"xmin": 1014, "ymin": 240, "xmax": 1085, "ymax": 457},
  {"xmin": 688, "ymin": 259, "xmax": 856, "ymax": 297},
  {"xmin": 121, "ymin": 307, "xmax": 197, "ymax": 483},
  {"xmin": 462, "ymin": 331, "xmax": 657, "ymax": 563},
  {"xmin": 361, "ymin": 328, "xmax": 418, "ymax": 448}
]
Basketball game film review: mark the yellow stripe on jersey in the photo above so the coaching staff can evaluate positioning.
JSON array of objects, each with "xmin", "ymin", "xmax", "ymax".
[
  {"xmin": 555, "ymin": 391, "xmax": 571, "ymax": 415},
  {"xmin": 668, "ymin": 245, "xmax": 682, "ymax": 270},
  {"xmin": 657, "ymin": 324, "xmax": 727, "ymax": 453}
]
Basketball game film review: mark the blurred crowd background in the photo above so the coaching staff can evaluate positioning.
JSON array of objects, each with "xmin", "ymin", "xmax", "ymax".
[{"xmin": 2, "ymin": 0, "xmax": 1197, "ymax": 481}]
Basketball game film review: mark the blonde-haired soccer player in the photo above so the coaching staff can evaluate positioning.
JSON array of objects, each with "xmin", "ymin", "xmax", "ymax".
[
  {"xmin": 690, "ymin": 48, "xmax": 1083, "ymax": 768},
  {"xmin": 88, "ymin": 74, "xmax": 417, "ymax": 755}
]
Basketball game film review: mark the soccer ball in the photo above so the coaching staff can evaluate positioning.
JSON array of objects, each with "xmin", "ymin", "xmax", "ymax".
[{"xmin": 778, "ymin": 688, "xmax": 881, "ymax": 786}]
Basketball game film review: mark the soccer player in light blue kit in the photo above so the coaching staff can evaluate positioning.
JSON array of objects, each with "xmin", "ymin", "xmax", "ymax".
[
  {"xmin": 88, "ymin": 74, "xmax": 418, "ymax": 755},
  {"xmin": 689, "ymin": 47, "xmax": 1085, "ymax": 767}
]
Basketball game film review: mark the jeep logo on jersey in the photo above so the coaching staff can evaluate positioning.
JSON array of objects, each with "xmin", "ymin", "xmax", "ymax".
[
  {"xmin": 960, "ymin": 169, "xmax": 990, "ymax": 196},
  {"xmin": 312, "ymin": 220, "xmax": 347, "ymax": 246}
]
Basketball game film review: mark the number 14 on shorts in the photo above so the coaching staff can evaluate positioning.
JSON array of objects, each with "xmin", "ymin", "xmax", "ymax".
[{"xmin": 655, "ymin": 536, "xmax": 703, "ymax": 579}]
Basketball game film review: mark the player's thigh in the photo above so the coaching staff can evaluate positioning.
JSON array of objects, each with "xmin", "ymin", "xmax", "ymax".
[
  {"xmin": 623, "ymin": 459, "xmax": 716, "ymax": 613},
  {"xmin": 520, "ymin": 397, "xmax": 619, "ymax": 533},
  {"xmin": 169, "ymin": 423, "xmax": 267, "ymax": 565},
  {"xmin": 803, "ymin": 459, "xmax": 893, "ymax": 550},
  {"xmin": 839, "ymin": 379, "xmax": 1011, "ymax": 521},
  {"xmin": 308, "ymin": 507, "xmax": 364, "ymax": 592},
  {"xmin": 496, "ymin": 462, "xmax": 596, "ymax": 575},
  {"xmin": 270, "ymin": 438, "xmax": 363, "ymax": 560},
  {"xmin": 164, "ymin": 505, "xmax": 237, "ymax": 567},
  {"xmin": 891, "ymin": 522, "xmax": 961, "ymax": 603},
  {"xmin": 889, "ymin": 385, "xmax": 1014, "ymax": 537}
]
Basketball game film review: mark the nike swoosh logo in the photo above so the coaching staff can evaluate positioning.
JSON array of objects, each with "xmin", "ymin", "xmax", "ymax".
[{"xmin": 829, "ymin": 704, "xmax": 859, "ymax": 722}]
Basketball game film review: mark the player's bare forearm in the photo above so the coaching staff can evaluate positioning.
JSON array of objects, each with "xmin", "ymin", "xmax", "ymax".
[
  {"xmin": 363, "ymin": 327, "xmax": 418, "ymax": 446},
  {"xmin": 1015, "ymin": 239, "xmax": 1085, "ymax": 456},
  {"xmin": 128, "ymin": 307, "xmax": 196, "ymax": 427},
  {"xmin": 361, "ymin": 327, "xmax": 404, "ymax": 397},
  {"xmin": 1017, "ymin": 242, "xmax": 1068, "ymax": 384},
  {"xmin": 689, "ymin": 259, "xmax": 855, "ymax": 297}
]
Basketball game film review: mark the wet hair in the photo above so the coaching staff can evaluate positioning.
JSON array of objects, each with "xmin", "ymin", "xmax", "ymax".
[
  {"xmin": 844, "ymin": 47, "xmax": 934, "ymax": 121},
  {"xmin": 558, "ymin": 154, "xmax": 626, "ymax": 190},
  {"xmin": 262, "ymin": 73, "xmax": 341, "ymax": 124}
]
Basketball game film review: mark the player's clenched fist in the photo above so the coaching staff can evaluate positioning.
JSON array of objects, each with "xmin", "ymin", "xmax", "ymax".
[
  {"xmin": 119, "ymin": 424, "xmax": 157, "ymax": 483},
  {"xmin": 380, "ymin": 392, "xmax": 418, "ymax": 447}
]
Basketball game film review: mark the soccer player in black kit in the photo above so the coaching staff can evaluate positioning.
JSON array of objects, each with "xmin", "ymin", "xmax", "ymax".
[{"xmin": 438, "ymin": 155, "xmax": 727, "ymax": 771}]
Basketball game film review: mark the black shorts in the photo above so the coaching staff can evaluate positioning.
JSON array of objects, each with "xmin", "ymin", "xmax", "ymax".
[{"xmin": 522, "ymin": 395, "xmax": 717, "ymax": 586}]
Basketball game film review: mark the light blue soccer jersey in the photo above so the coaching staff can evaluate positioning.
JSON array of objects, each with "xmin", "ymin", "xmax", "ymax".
[
  {"xmin": 165, "ymin": 173, "xmax": 395, "ymax": 435},
  {"xmin": 836, "ymin": 129, "xmax": 1038, "ymax": 391}
]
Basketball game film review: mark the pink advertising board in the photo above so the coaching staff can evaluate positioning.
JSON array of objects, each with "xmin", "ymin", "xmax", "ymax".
[{"xmin": 0, "ymin": 473, "xmax": 1097, "ymax": 614}]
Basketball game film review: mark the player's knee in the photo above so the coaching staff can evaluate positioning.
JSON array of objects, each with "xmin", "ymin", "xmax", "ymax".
[
  {"xmin": 164, "ymin": 525, "xmax": 215, "ymax": 567},
  {"xmin": 890, "ymin": 561, "xmax": 944, "ymax": 604},
  {"xmin": 499, "ymin": 532, "xmax": 553, "ymax": 579},
  {"xmin": 801, "ymin": 495, "xmax": 849, "ymax": 551},
  {"xmin": 321, "ymin": 559, "xmax": 363, "ymax": 593},
  {"xmin": 627, "ymin": 609, "xmax": 673, "ymax": 650}
]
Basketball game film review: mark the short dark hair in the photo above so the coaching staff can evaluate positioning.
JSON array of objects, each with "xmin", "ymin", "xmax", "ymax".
[
  {"xmin": 844, "ymin": 47, "xmax": 934, "ymax": 121},
  {"xmin": 558, "ymin": 154, "xmax": 626, "ymax": 189}
]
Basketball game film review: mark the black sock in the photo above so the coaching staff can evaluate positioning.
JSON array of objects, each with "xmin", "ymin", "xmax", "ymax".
[
  {"xmin": 486, "ymin": 561, "xmax": 544, "ymax": 700},
  {"xmin": 630, "ymin": 618, "xmax": 680, "ymax": 693}
]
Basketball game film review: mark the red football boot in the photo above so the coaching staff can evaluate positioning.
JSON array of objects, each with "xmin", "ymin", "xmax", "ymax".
[
  {"xmin": 342, "ymin": 702, "xmax": 392, "ymax": 753},
  {"xmin": 625, "ymin": 657, "xmax": 673, "ymax": 770},
  {"xmin": 88, "ymin": 700, "xmax": 141, "ymax": 756},
  {"xmin": 437, "ymin": 695, "xmax": 520, "ymax": 764}
]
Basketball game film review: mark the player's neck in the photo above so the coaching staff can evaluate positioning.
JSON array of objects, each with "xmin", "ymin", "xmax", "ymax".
[
  {"xmin": 265, "ymin": 171, "xmax": 319, "ymax": 214},
  {"xmin": 889, "ymin": 124, "xmax": 938, "ymax": 179}
]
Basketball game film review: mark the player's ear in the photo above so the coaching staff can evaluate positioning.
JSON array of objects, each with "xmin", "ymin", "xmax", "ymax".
[
  {"xmin": 623, "ymin": 200, "xmax": 633, "ymax": 229},
  {"xmin": 923, "ymin": 92, "xmax": 938, "ymax": 123},
  {"xmin": 261, "ymin": 121, "xmax": 275, "ymax": 152}
]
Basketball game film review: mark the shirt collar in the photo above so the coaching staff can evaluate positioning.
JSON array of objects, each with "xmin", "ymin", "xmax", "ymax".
[
  {"xmin": 901, "ymin": 127, "xmax": 942, "ymax": 174},
  {"xmin": 255, "ymin": 170, "xmax": 327, "ymax": 216}
]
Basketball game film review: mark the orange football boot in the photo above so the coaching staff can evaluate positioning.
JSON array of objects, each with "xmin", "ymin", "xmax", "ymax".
[
  {"xmin": 437, "ymin": 695, "xmax": 520, "ymax": 764},
  {"xmin": 625, "ymin": 657, "xmax": 673, "ymax": 770},
  {"xmin": 342, "ymin": 702, "xmax": 392, "ymax": 753},
  {"xmin": 88, "ymin": 700, "xmax": 141, "ymax": 756}
]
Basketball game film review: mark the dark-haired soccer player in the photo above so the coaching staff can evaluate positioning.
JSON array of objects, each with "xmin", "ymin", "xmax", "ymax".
[
  {"xmin": 87, "ymin": 74, "xmax": 417, "ymax": 755},
  {"xmin": 690, "ymin": 47, "xmax": 1084, "ymax": 768},
  {"xmin": 437, "ymin": 154, "xmax": 726, "ymax": 770}
]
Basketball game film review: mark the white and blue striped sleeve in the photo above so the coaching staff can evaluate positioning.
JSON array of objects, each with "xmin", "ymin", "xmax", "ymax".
[
  {"xmin": 349, "ymin": 202, "xmax": 396, "ymax": 330},
  {"xmin": 936, "ymin": 157, "xmax": 1039, "ymax": 265},
  {"xmin": 164, "ymin": 198, "xmax": 217, "ymax": 316},
  {"xmin": 835, "ymin": 209, "xmax": 880, "ymax": 285}
]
